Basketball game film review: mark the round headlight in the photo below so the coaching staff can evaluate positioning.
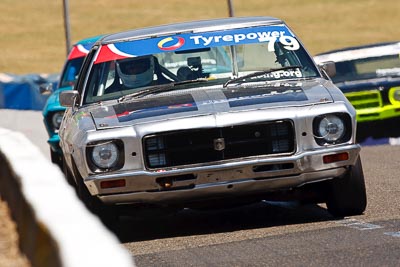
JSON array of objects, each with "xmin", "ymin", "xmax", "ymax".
[
  {"xmin": 91, "ymin": 142, "xmax": 119, "ymax": 169},
  {"xmin": 318, "ymin": 114, "xmax": 345, "ymax": 142},
  {"xmin": 51, "ymin": 111, "xmax": 64, "ymax": 131}
]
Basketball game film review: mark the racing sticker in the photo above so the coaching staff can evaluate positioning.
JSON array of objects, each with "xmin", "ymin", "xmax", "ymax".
[
  {"xmin": 68, "ymin": 44, "xmax": 91, "ymax": 60},
  {"xmin": 103, "ymin": 94, "xmax": 198, "ymax": 122},
  {"xmin": 94, "ymin": 24, "xmax": 300, "ymax": 63},
  {"xmin": 262, "ymin": 69, "xmax": 303, "ymax": 79},
  {"xmin": 376, "ymin": 67, "xmax": 400, "ymax": 77},
  {"xmin": 158, "ymin": 37, "xmax": 185, "ymax": 51},
  {"xmin": 223, "ymin": 86, "xmax": 308, "ymax": 107}
]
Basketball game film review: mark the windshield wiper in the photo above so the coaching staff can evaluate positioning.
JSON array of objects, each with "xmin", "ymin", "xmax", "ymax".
[
  {"xmin": 172, "ymin": 77, "xmax": 208, "ymax": 86},
  {"xmin": 118, "ymin": 78, "xmax": 208, "ymax": 102},
  {"xmin": 223, "ymin": 65, "xmax": 302, "ymax": 88}
]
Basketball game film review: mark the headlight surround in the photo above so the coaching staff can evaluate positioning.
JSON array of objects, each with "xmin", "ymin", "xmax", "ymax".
[
  {"xmin": 86, "ymin": 140, "xmax": 124, "ymax": 172},
  {"xmin": 313, "ymin": 113, "xmax": 352, "ymax": 145},
  {"xmin": 50, "ymin": 111, "xmax": 64, "ymax": 132},
  {"xmin": 389, "ymin": 87, "xmax": 400, "ymax": 103}
]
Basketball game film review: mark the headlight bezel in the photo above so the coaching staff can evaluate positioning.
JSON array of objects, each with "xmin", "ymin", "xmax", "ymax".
[
  {"xmin": 313, "ymin": 113, "xmax": 352, "ymax": 145},
  {"xmin": 86, "ymin": 139, "xmax": 124, "ymax": 173},
  {"xmin": 389, "ymin": 86, "xmax": 400, "ymax": 103},
  {"xmin": 49, "ymin": 111, "xmax": 65, "ymax": 133}
]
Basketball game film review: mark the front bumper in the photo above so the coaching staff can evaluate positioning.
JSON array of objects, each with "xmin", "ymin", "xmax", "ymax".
[{"xmin": 85, "ymin": 144, "xmax": 361, "ymax": 205}]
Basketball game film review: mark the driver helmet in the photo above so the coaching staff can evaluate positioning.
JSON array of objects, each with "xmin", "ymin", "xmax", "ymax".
[{"xmin": 116, "ymin": 56, "xmax": 155, "ymax": 88}]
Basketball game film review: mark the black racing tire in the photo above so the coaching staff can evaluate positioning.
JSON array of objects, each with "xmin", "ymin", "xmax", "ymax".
[
  {"xmin": 62, "ymin": 155, "xmax": 76, "ymax": 187},
  {"xmin": 72, "ymin": 161, "xmax": 119, "ymax": 229},
  {"xmin": 326, "ymin": 156, "xmax": 367, "ymax": 217},
  {"xmin": 50, "ymin": 148, "xmax": 63, "ymax": 169}
]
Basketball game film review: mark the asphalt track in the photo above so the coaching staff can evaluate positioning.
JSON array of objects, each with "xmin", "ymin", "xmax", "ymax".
[{"xmin": 1, "ymin": 109, "xmax": 399, "ymax": 266}]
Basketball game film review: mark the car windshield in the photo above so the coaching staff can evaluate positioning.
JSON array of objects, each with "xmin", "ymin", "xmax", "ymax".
[
  {"xmin": 83, "ymin": 25, "xmax": 320, "ymax": 104},
  {"xmin": 59, "ymin": 57, "xmax": 85, "ymax": 88},
  {"xmin": 332, "ymin": 54, "xmax": 400, "ymax": 83}
]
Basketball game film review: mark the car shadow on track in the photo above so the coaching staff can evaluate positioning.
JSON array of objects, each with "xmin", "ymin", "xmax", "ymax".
[{"xmin": 113, "ymin": 200, "xmax": 337, "ymax": 243}]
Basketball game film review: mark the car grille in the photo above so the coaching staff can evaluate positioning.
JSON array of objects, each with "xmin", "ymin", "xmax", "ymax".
[
  {"xmin": 345, "ymin": 90, "xmax": 382, "ymax": 109},
  {"xmin": 143, "ymin": 120, "xmax": 295, "ymax": 169}
]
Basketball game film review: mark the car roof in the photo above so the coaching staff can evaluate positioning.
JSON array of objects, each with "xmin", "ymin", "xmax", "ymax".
[
  {"xmin": 67, "ymin": 34, "xmax": 106, "ymax": 60},
  {"xmin": 100, "ymin": 16, "xmax": 283, "ymax": 44},
  {"xmin": 74, "ymin": 34, "xmax": 105, "ymax": 46},
  {"xmin": 314, "ymin": 41, "xmax": 400, "ymax": 63},
  {"xmin": 316, "ymin": 41, "xmax": 400, "ymax": 55}
]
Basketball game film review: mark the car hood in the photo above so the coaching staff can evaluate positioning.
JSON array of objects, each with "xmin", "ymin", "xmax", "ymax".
[
  {"xmin": 90, "ymin": 80, "xmax": 334, "ymax": 130},
  {"xmin": 335, "ymin": 76, "xmax": 400, "ymax": 92}
]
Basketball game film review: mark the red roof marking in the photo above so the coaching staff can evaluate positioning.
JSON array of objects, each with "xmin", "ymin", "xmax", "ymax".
[
  {"xmin": 95, "ymin": 45, "xmax": 129, "ymax": 64},
  {"xmin": 67, "ymin": 45, "xmax": 87, "ymax": 60}
]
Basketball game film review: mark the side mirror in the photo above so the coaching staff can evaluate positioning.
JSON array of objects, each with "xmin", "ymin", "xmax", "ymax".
[
  {"xmin": 39, "ymin": 83, "xmax": 53, "ymax": 95},
  {"xmin": 60, "ymin": 90, "xmax": 79, "ymax": 107},
  {"xmin": 319, "ymin": 61, "xmax": 336, "ymax": 78}
]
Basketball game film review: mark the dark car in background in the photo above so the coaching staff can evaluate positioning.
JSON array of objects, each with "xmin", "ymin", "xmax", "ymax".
[
  {"xmin": 314, "ymin": 41, "xmax": 400, "ymax": 141},
  {"xmin": 41, "ymin": 35, "xmax": 102, "ymax": 166}
]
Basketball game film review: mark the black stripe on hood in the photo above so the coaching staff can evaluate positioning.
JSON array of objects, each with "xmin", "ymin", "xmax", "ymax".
[
  {"xmin": 115, "ymin": 94, "xmax": 197, "ymax": 122},
  {"xmin": 224, "ymin": 86, "xmax": 308, "ymax": 107}
]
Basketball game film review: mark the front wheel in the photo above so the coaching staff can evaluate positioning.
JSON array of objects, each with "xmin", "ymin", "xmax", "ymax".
[
  {"xmin": 62, "ymin": 155, "xmax": 76, "ymax": 186},
  {"xmin": 326, "ymin": 156, "xmax": 367, "ymax": 217},
  {"xmin": 72, "ymin": 161, "xmax": 119, "ymax": 229},
  {"xmin": 50, "ymin": 148, "xmax": 63, "ymax": 169}
]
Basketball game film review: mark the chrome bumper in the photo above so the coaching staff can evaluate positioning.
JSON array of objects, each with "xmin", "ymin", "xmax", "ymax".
[{"xmin": 85, "ymin": 144, "xmax": 361, "ymax": 205}]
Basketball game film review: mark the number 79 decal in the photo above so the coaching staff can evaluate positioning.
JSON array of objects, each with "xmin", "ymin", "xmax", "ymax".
[{"xmin": 266, "ymin": 35, "xmax": 300, "ymax": 51}]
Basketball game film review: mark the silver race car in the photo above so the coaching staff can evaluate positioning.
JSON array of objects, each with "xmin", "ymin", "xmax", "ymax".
[{"xmin": 59, "ymin": 17, "xmax": 366, "ymax": 224}]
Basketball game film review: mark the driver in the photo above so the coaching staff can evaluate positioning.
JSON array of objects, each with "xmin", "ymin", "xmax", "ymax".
[{"xmin": 116, "ymin": 56, "xmax": 155, "ymax": 88}]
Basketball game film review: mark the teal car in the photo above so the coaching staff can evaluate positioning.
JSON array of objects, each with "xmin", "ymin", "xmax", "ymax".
[{"xmin": 42, "ymin": 35, "xmax": 103, "ymax": 167}]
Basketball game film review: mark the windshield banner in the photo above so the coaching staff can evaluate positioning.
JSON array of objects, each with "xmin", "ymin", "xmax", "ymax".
[{"xmin": 95, "ymin": 24, "xmax": 299, "ymax": 64}]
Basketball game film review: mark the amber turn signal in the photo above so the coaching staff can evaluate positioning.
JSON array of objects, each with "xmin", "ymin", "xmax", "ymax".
[
  {"xmin": 323, "ymin": 152, "xmax": 349, "ymax": 164},
  {"xmin": 100, "ymin": 179, "xmax": 126, "ymax": 189}
]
